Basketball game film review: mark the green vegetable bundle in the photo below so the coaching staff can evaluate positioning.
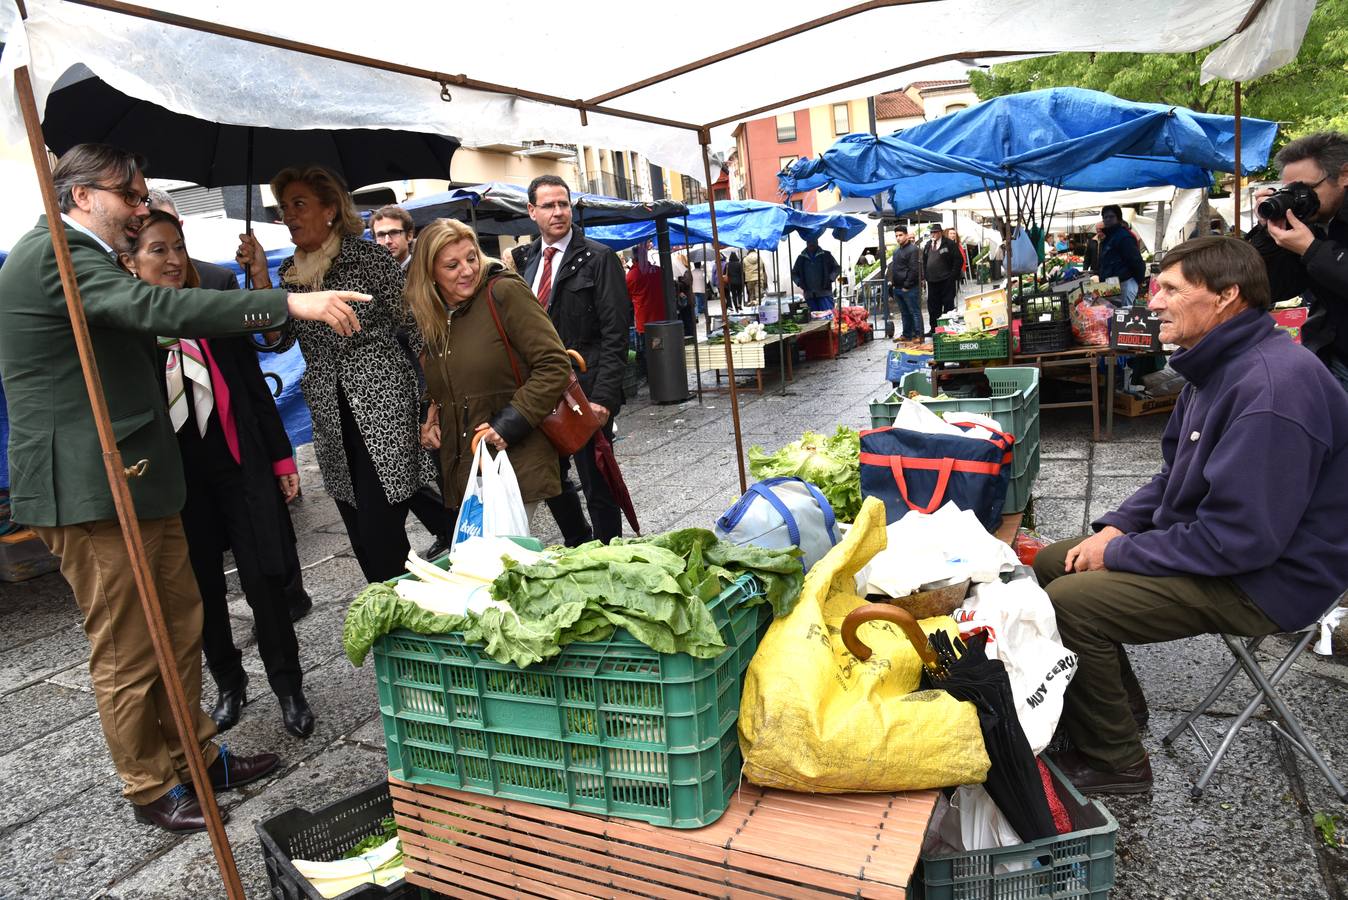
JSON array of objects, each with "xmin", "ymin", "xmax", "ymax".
[
  {"xmin": 747, "ymin": 426, "xmax": 861, "ymax": 523},
  {"xmin": 343, "ymin": 531, "xmax": 803, "ymax": 669}
]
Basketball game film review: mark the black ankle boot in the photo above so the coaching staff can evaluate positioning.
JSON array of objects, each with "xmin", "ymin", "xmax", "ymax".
[
  {"xmin": 279, "ymin": 692, "xmax": 315, "ymax": 738},
  {"xmin": 211, "ymin": 674, "xmax": 249, "ymax": 731}
]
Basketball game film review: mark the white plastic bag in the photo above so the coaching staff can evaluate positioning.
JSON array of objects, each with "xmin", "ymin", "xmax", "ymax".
[
  {"xmin": 1006, "ymin": 227, "xmax": 1039, "ymax": 276},
  {"xmin": 481, "ymin": 444, "xmax": 530, "ymax": 538},
  {"xmin": 953, "ymin": 574, "xmax": 1078, "ymax": 755},
  {"xmin": 451, "ymin": 440, "xmax": 529, "ymax": 551},
  {"xmin": 936, "ymin": 785, "xmax": 1027, "ymax": 859}
]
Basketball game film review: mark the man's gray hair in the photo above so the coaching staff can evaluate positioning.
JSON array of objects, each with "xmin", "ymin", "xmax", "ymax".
[
  {"xmin": 1274, "ymin": 132, "xmax": 1348, "ymax": 181},
  {"xmin": 51, "ymin": 143, "xmax": 147, "ymax": 213},
  {"xmin": 147, "ymin": 188, "xmax": 178, "ymax": 216}
]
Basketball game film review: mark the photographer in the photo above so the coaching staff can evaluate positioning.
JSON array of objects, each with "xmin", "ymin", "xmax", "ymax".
[{"xmin": 1247, "ymin": 132, "xmax": 1348, "ymax": 387}]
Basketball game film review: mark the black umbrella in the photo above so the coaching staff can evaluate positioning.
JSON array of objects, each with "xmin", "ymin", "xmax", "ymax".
[
  {"xmin": 843, "ymin": 605, "xmax": 1057, "ymax": 843},
  {"xmin": 40, "ymin": 66, "xmax": 458, "ymax": 190},
  {"xmin": 403, "ymin": 182, "xmax": 688, "ymax": 237}
]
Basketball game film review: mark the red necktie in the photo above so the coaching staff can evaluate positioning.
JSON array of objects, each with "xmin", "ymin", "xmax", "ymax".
[{"xmin": 536, "ymin": 246, "xmax": 559, "ymax": 308}]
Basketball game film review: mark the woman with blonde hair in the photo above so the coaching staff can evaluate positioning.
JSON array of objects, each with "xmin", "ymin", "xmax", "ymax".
[
  {"xmin": 405, "ymin": 219, "xmax": 572, "ymax": 526},
  {"xmin": 236, "ymin": 165, "xmax": 436, "ymax": 583}
]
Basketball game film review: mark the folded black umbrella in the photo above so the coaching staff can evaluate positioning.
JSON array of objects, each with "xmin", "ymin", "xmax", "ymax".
[
  {"xmin": 41, "ymin": 65, "xmax": 457, "ymax": 190},
  {"xmin": 924, "ymin": 630, "xmax": 1058, "ymax": 843}
]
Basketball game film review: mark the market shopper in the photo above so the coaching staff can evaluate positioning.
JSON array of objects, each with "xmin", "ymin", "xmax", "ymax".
[
  {"xmin": 726, "ymin": 251, "xmax": 745, "ymax": 311},
  {"xmin": 887, "ymin": 226, "xmax": 922, "ymax": 343},
  {"xmin": 370, "ymin": 204, "xmax": 414, "ymax": 271},
  {"xmin": 237, "ymin": 166, "xmax": 438, "ymax": 584},
  {"xmin": 691, "ymin": 260, "xmax": 708, "ymax": 316},
  {"xmin": 408, "ymin": 218, "xmax": 573, "ymax": 526},
  {"xmin": 0, "ymin": 143, "xmax": 369, "ymax": 833},
  {"xmin": 151, "ymin": 190, "xmax": 319, "ymax": 622},
  {"xmin": 126, "ymin": 211, "xmax": 313, "ymax": 739},
  {"xmin": 512, "ymin": 175, "xmax": 633, "ymax": 546},
  {"xmin": 1246, "ymin": 131, "xmax": 1348, "ymax": 390},
  {"xmin": 920, "ymin": 224, "xmax": 960, "ymax": 335},
  {"xmin": 1094, "ymin": 204, "xmax": 1146, "ymax": 306},
  {"xmin": 1033, "ymin": 236, "xmax": 1348, "ymax": 795},
  {"xmin": 792, "ymin": 237, "xmax": 841, "ymax": 313},
  {"xmin": 743, "ymin": 249, "xmax": 765, "ymax": 305}
]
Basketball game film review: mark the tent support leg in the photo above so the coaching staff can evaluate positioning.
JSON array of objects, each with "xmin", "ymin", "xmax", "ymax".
[
  {"xmin": 12, "ymin": 61, "xmax": 246, "ymax": 900},
  {"xmin": 702, "ymin": 139, "xmax": 747, "ymax": 494},
  {"xmin": 1233, "ymin": 81, "xmax": 1243, "ymax": 237}
]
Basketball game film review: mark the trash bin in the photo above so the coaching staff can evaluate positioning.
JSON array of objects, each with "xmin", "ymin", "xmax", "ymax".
[{"xmin": 645, "ymin": 320, "xmax": 689, "ymax": 404}]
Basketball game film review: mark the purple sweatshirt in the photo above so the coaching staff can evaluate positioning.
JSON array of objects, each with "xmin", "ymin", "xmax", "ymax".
[{"xmin": 1096, "ymin": 307, "xmax": 1348, "ymax": 630}]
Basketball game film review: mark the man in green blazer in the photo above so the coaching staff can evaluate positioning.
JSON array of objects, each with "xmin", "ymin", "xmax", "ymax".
[{"xmin": 0, "ymin": 144, "xmax": 368, "ymax": 834}]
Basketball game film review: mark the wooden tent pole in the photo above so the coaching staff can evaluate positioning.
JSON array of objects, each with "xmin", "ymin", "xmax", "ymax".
[
  {"xmin": 703, "ymin": 136, "xmax": 748, "ymax": 494},
  {"xmin": 11, "ymin": 64, "xmax": 246, "ymax": 900}
]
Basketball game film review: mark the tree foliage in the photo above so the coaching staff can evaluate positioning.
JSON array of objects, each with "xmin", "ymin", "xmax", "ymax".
[{"xmin": 969, "ymin": 0, "xmax": 1348, "ymax": 145}]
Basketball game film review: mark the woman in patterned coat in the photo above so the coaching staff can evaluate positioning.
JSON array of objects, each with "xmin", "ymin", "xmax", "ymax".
[{"xmin": 237, "ymin": 165, "xmax": 436, "ymax": 583}]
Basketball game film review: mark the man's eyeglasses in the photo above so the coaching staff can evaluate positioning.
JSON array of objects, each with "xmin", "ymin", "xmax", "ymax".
[
  {"xmin": 534, "ymin": 201, "xmax": 571, "ymax": 212},
  {"xmin": 374, "ymin": 228, "xmax": 406, "ymax": 240},
  {"xmin": 91, "ymin": 184, "xmax": 151, "ymax": 208}
]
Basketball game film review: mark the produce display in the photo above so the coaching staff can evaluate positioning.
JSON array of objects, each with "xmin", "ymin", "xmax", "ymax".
[
  {"xmin": 748, "ymin": 426, "xmax": 861, "ymax": 522},
  {"xmin": 291, "ymin": 826, "xmax": 404, "ymax": 898},
  {"xmin": 344, "ymin": 530, "xmax": 803, "ymax": 668}
]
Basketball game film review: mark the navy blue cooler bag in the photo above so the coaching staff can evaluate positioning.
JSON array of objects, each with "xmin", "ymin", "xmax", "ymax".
[{"xmin": 859, "ymin": 422, "xmax": 1014, "ymax": 531}]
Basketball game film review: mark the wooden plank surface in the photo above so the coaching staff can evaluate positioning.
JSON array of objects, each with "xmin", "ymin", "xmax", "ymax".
[{"xmin": 391, "ymin": 776, "xmax": 937, "ymax": 899}]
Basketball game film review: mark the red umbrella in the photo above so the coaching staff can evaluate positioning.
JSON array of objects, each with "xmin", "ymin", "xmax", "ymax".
[{"xmin": 594, "ymin": 430, "xmax": 639, "ymax": 534}]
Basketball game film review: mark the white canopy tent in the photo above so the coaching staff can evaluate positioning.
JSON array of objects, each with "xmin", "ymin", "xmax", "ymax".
[{"xmin": 0, "ymin": 0, "xmax": 1315, "ymax": 184}]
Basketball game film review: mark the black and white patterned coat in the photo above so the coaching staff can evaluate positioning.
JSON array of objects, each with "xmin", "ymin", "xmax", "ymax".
[{"xmin": 271, "ymin": 235, "xmax": 436, "ymax": 506}]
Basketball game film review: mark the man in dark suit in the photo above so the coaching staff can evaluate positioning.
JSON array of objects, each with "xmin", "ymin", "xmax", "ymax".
[
  {"xmin": 511, "ymin": 175, "xmax": 632, "ymax": 545},
  {"xmin": 0, "ymin": 144, "xmax": 367, "ymax": 833},
  {"xmin": 148, "ymin": 190, "xmax": 315, "ymax": 620},
  {"xmin": 921, "ymin": 223, "xmax": 961, "ymax": 336}
]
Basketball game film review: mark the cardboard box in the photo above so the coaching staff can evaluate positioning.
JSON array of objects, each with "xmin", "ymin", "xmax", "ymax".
[
  {"xmin": 1114, "ymin": 391, "xmax": 1177, "ymax": 418},
  {"xmin": 1272, "ymin": 306, "xmax": 1308, "ymax": 344},
  {"xmin": 1110, "ymin": 306, "xmax": 1163, "ymax": 353},
  {"xmin": 962, "ymin": 288, "xmax": 1010, "ymax": 330}
]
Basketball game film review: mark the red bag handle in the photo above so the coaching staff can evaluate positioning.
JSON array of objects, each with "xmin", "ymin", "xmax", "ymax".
[
  {"xmin": 890, "ymin": 455, "xmax": 956, "ymax": 514},
  {"xmin": 941, "ymin": 415, "xmax": 1016, "ymax": 450}
]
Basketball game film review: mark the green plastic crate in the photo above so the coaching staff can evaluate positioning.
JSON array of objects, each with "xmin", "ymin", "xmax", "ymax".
[
  {"xmin": 909, "ymin": 758, "xmax": 1118, "ymax": 899},
  {"xmin": 371, "ymin": 574, "xmax": 769, "ymax": 829},
  {"xmin": 934, "ymin": 329, "xmax": 1010, "ymax": 361}
]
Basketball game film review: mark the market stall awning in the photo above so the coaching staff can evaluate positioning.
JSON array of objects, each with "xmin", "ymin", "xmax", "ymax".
[
  {"xmin": 780, "ymin": 88, "xmax": 1278, "ymax": 214},
  {"xmin": 0, "ymin": 0, "xmax": 1312, "ymax": 182},
  {"xmin": 586, "ymin": 200, "xmax": 866, "ymax": 251}
]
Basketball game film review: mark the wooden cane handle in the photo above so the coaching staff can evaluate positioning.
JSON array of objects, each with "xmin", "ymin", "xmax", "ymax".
[
  {"xmin": 567, "ymin": 348, "xmax": 587, "ymax": 373},
  {"xmin": 840, "ymin": 603, "xmax": 941, "ymax": 670}
]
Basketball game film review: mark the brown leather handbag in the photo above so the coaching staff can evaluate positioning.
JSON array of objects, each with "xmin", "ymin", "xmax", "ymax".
[{"xmin": 484, "ymin": 278, "xmax": 601, "ymax": 456}]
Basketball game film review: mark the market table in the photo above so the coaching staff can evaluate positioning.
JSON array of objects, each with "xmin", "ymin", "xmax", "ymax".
[
  {"xmin": 390, "ymin": 776, "xmax": 939, "ymax": 898},
  {"xmin": 686, "ymin": 320, "xmax": 833, "ymax": 393},
  {"xmin": 928, "ymin": 346, "xmax": 1114, "ymax": 441}
]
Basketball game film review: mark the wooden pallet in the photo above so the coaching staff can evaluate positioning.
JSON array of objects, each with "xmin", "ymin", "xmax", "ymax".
[{"xmin": 390, "ymin": 776, "xmax": 938, "ymax": 899}]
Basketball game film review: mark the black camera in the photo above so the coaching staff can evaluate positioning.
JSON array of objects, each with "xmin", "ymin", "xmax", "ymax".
[{"xmin": 1257, "ymin": 182, "xmax": 1321, "ymax": 222}]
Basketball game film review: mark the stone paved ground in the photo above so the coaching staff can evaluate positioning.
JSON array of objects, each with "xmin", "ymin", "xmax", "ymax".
[{"xmin": 2, "ymin": 333, "xmax": 1348, "ymax": 898}]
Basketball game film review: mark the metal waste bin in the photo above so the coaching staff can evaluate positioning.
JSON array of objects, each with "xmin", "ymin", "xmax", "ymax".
[{"xmin": 644, "ymin": 320, "xmax": 688, "ymax": 404}]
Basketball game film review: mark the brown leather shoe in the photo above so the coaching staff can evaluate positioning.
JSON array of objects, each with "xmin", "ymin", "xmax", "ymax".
[
  {"xmin": 1050, "ymin": 748, "xmax": 1153, "ymax": 795},
  {"xmin": 133, "ymin": 784, "xmax": 225, "ymax": 834},
  {"xmin": 208, "ymin": 746, "xmax": 281, "ymax": 791}
]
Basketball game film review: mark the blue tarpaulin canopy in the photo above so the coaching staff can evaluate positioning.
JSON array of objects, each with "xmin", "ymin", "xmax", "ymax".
[
  {"xmin": 586, "ymin": 199, "xmax": 866, "ymax": 251},
  {"xmin": 780, "ymin": 88, "xmax": 1279, "ymax": 214}
]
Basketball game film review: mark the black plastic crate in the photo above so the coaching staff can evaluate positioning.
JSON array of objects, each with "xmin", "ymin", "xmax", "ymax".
[
  {"xmin": 1019, "ymin": 319, "xmax": 1073, "ymax": 354},
  {"xmin": 256, "ymin": 781, "xmax": 413, "ymax": 900}
]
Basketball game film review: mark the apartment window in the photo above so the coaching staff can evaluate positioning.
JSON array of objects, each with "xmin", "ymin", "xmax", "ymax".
[
  {"xmin": 775, "ymin": 112, "xmax": 796, "ymax": 143},
  {"xmin": 945, "ymin": 103, "xmax": 968, "ymax": 115},
  {"xmin": 779, "ymin": 156, "xmax": 798, "ymax": 174},
  {"xmin": 832, "ymin": 103, "xmax": 850, "ymax": 135}
]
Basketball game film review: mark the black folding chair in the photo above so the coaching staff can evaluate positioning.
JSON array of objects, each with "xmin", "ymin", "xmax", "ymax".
[{"xmin": 1162, "ymin": 595, "xmax": 1348, "ymax": 801}]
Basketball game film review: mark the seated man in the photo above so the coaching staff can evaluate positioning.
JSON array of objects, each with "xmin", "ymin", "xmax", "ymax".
[{"xmin": 1034, "ymin": 236, "xmax": 1348, "ymax": 794}]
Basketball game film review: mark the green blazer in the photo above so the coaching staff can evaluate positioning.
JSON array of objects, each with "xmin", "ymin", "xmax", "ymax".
[{"xmin": 0, "ymin": 216, "xmax": 291, "ymax": 527}]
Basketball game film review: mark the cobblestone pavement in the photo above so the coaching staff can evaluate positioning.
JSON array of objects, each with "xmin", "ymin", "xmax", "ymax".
[{"xmin": 2, "ymin": 333, "xmax": 1346, "ymax": 898}]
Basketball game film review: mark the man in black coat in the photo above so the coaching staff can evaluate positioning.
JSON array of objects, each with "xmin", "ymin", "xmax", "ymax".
[
  {"xmin": 511, "ymin": 175, "xmax": 633, "ymax": 545},
  {"xmin": 921, "ymin": 223, "xmax": 961, "ymax": 336},
  {"xmin": 147, "ymin": 190, "xmax": 315, "ymax": 621}
]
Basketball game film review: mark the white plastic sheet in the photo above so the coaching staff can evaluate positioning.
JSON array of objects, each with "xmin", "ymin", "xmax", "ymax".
[{"xmin": 0, "ymin": 0, "xmax": 1310, "ymax": 186}]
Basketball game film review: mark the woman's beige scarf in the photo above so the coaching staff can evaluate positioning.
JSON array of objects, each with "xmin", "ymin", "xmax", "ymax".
[{"xmin": 283, "ymin": 229, "xmax": 342, "ymax": 290}]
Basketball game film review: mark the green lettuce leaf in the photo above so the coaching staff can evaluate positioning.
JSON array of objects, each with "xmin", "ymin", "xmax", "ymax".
[{"xmin": 747, "ymin": 426, "xmax": 862, "ymax": 523}]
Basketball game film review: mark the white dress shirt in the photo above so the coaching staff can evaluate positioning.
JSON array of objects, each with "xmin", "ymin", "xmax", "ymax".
[{"xmin": 529, "ymin": 230, "xmax": 573, "ymax": 297}]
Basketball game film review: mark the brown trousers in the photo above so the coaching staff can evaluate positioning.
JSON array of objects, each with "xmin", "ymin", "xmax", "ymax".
[
  {"xmin": 1033, "ymin": 537, "xmax": 1277, "ymax": 771},
  {"xmin": 34, "ymin": 516, "xmax": 219, "ymax": 805}
]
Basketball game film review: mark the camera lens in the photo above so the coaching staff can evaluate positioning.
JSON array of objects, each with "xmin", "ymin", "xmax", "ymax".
[{"xmin": 1258, "ymin": 192, "xmax": 1289, "ymax": 221}]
